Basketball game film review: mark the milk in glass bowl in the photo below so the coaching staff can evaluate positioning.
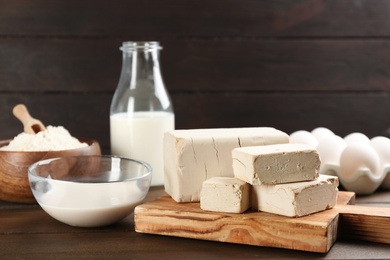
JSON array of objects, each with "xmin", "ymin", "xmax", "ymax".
[{"xmin": 28, "ymin": 155, "xmax": 152, "ymax": 227}]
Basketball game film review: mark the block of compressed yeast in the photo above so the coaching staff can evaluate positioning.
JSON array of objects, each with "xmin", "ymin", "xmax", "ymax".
[
  {"xmin": 252, "ymin": 174, "xmax": 339, "ymax": 217},
  {"xmin": 232, "ymin": 143, "xmax": 320, "ymax": 185},
  {"xmin": 200, "ymin": 177, "xmax": 251, "ymax": 213},
  {"xmin": 164, "ymin": 127, "xmax": 289, "ymax": 202}
]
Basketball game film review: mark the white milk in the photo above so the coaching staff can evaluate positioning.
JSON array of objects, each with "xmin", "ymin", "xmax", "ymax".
[
  {"xmin": 40, "ymin": 201, "xmax": 141, "ymax": 227},
  {"xmin": 38, "ymin": 179, "xmax": 145, "ymax": 227},
  {"xmin": 110, "ymin": 111, "xmax": 174, "ymax": 186}
]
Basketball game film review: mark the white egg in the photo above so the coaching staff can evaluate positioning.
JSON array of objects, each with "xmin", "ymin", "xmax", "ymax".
[
  {"xmin": 344, "ymin": 132, "xmax": 370, "ymax": 145},
  {"xmin": 316, "ymin": 135, "xmax": 346, "ymax": 172},
  {"xmin": 311, "ymin": 127, "xmax": 334, "ymax": 142},
  {"xmin": 339, "ymin": 142, "xmax": 381, "ymax": 178},
  {"xmin": 370, "ymin": 136, "xmax": 390, "ymax": 165},
  {"xmin": 290, "ymin": 130, "xmax": 318, "ymax": 148}
]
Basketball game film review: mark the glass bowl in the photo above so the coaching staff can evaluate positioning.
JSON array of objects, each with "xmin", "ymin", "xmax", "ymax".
[{"xmin": 28, "ymin": 155, "xmax": 152, "ymax": 227}]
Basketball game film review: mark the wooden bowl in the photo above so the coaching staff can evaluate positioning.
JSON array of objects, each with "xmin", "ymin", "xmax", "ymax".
[{"xmin": 0, "ymin": 138, "xmax": 101, "ymax": 203}]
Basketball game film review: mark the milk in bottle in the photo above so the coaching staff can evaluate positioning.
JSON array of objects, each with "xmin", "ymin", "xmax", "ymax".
[{"xmin": 110, "ymin": 41, "xmax": 174, "ymax": 186}]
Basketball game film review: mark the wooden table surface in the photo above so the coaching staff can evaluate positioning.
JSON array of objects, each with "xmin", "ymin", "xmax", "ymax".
[{"xmin": 1, "ymin": 187, "xmax": 390, "ymax": 260}]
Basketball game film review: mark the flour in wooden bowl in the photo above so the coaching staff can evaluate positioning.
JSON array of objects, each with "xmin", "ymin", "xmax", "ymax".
[{"xmin": 0, "ymin": 126, "xmax": 87, "ymax": 151}]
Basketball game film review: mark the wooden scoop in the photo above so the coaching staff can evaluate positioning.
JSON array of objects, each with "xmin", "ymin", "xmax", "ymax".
[{"xmin": 12, "ymin": 104, "xmax": 46, "ymax": 134}]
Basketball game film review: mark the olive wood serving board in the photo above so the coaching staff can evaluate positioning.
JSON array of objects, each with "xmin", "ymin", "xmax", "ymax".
[{"xmin": 134, "ymin": 191, "xmax": 390, "ymax": 253}]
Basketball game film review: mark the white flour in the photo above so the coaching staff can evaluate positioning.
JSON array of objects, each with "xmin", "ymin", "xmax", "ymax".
[{"xmin": 0, "ymin": 126, "xmax": 87, "ymax": 151}]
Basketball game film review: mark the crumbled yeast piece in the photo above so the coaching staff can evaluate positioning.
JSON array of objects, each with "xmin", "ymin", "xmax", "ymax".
[{"xmin": 200, "ymin": 177, "xmax": 251, "ymax": 213}]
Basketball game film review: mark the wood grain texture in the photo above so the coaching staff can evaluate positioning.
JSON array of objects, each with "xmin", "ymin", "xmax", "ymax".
[
  {"xmin": 0, "ymin": 0, "xmax": 389, "ymax": 156},
  {"xmin": 134, "ymin": 192, "xmax": 355, "ymax": 253},
  {"xmin": 2, "ymin": 92, "xmax": 390, "ymax": 155},
  {"xmin": 338, "ymin": 204, "xmax": 390, "ymax": 244},
  {"xmin": 1, "ymin": 0, "xmax": 390, "ymax": 37},
  {"xmin": 1, "ymin": 38, "xmax": 390, "ymax": 92}
]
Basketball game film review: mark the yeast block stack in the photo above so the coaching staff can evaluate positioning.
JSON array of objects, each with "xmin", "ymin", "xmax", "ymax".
[
  {"xmin": 163, "ymin": 127, "xmax": 289, "ymax": 202},
  {"xmin": 163, "ymin": 126, "xmax": 338, "ymax": 218},
  {"xmin": 232, "ymin": 143, "xmax": 339, "ymax": 217}
]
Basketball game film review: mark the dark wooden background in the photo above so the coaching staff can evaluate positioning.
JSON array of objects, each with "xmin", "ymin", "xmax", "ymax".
[{"xmin": 1, "ymin": 0, "xmax": 390, "ymax": 153}]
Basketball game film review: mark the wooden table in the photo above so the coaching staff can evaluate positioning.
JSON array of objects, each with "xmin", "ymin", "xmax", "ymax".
[{"xmin": 1, "ymin": 187, "xmax": 390, "ymax": 259}]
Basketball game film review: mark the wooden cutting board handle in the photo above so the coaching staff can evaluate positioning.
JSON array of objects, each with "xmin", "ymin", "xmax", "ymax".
[{"xmin": 337, "ymin": 204, "xmax": 390, "ymax": 244}]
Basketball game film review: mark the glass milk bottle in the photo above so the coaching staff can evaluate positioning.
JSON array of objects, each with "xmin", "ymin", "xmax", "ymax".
[{"xmin": 110, "ymin": 41, "xmax": 175, "ymax": 186}]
